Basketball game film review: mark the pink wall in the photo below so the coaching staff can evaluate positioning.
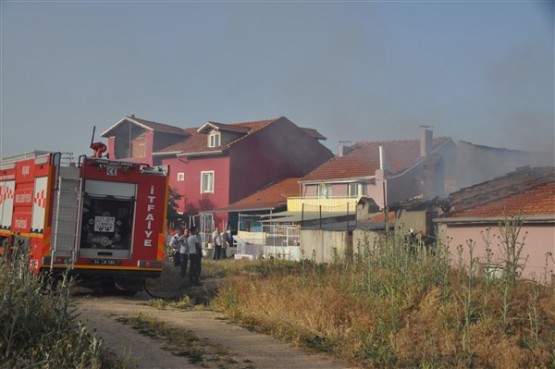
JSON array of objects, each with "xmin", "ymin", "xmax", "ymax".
[
  {"xmin": 163, "ymin": 156, "xmax": 231, "ymax": 219},
  {"xmin": 230, "ymin": 118, "xmax": 333, "ymax": 203},
  {"xmin": 440, "ymin": 223, "xmax": 555, "ymax": 283}
]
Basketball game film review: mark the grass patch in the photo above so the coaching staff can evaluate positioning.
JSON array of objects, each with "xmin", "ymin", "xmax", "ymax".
[
  {"xmin": 116, "ymin": 313, "xmax": 249, "ymax": 368},
  {"xmin": 210, "ymin": 223, "xmax": 555, "ymax": 369},
  {"xmin": 145, "ymin": 295, "xmax": 194, "ymax": 310}
]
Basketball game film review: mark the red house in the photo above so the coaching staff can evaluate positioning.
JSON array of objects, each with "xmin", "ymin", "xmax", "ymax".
[{"xmin": 101, "ymin": 115, "xmax": 333, "ymax": 231}]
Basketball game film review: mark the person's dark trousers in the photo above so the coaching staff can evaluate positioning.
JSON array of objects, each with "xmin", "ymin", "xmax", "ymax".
[
  {"xmin": 173, "ymin": 252, "xmax": 181, "ymax": 267},
  {"xmin": 189, "ymin": 254, "xmax": 201, "ymax": 284},
  {"xmin": 179, "ymin": 253, "xmax": 189, "ymax": 278},
  {"xmin": 213, "ymin": 245, "xmax": 222, "ymax": 260}
]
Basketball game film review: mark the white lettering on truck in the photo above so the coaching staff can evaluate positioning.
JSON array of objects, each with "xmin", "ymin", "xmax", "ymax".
[
  {"xmin": 15, "ymin": 193, "xmax": 32, "ymax": 203},
  {"xmin": 143, "ymin": 185, "xmax": 156, "ymax": 247},
  {"xmin": 15, "ymin": 218, "xmax": 27, "ymax": 229}
]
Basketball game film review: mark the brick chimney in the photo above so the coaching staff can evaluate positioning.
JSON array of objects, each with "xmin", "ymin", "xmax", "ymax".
[{"xmin": 420, "ymin": 126, "xmax": 433, "ymax": 157}]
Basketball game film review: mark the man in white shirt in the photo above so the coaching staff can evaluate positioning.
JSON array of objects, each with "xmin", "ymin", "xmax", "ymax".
[
  {"xmin": 179, "ymin": 228, "xmax": 190, "ymax": 278},
  {"xmin": 187, "ymin": 226, "xmax": 202, "ymax": 285},
  {"xmin": 169, "ymin": 228, "xmax": 185, "ymax": 268},
  {"xmin": 212, "ymin": 226, "xmax": 223, "ymax": 260}
]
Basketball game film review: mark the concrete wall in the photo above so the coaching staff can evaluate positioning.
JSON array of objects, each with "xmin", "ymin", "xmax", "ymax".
[
  {"xmin": 352, "ymin": 229, "xmax": 384, "ymax": 253},
  {"xmin": 396, "ymin": 209, "xmax": 428, "ymax": 234},
  {"xmin": 299, "ymin": 229, "xmax": 351, "ymax": 263}
]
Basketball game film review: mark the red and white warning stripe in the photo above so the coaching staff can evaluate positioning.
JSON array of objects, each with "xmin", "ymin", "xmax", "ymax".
[
  {"xmin": 0, "ymin": 186, "xmax": 15, "ymax": 205},
  {"xmin": 34, "ymin": 190, "xmax": 46, "ymax": 209}
]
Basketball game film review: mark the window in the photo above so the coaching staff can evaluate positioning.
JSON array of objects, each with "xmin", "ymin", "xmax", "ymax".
[
  {"xmin": 201, "ymin": 171, "xmax": 214, "ymax": 193},
  {"xmin": 177, "ymin": 172, "xmax": 185, "ymax": 181},
  {"xmin": 349, "ymin": 183, "xmax": 358, "ymax": 197},
  {"xmin": 349, "ymin": 183, "xmax": 368, "ymax": 197},
  {"xmin": 361, "ymin": 183, "xmax": 368, "ymax": 196},
  {"xmin": 208, "ymin": 132, "xmax": 221, "ymax": 148},
  {"xmin": 318, "ymin": 183, "xmax": 331, "ymax": 198}
]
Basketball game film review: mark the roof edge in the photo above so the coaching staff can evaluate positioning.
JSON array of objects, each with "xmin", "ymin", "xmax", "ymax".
[
  {"xmin": 299, "ymin": 176, "xmax": 375, "ymax": 184},
  {"xmin": 177, "ymin": 149, "xmax": 226, "ymax": 158},
  {"xmin": 434, "ymin": 215, "xmax": 555, "ymax": 224}
]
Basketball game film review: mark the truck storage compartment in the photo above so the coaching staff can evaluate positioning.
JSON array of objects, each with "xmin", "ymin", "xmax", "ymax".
[{"xmin": 78, "ymin": 179, "xmax": 136, "ymax": 259}]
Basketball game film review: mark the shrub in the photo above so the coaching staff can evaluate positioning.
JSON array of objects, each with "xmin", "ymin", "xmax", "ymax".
[{"xmin": 0, "ymin": 250, "xmax": 128, "ymax": 369}]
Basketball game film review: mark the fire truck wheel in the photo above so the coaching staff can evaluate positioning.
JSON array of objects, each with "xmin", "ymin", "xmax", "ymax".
[
  {"xmin": 101, "ymin": 278, "xmax": 118, "ymax": 295},
  {"xmin": 115, "ymin": 277, "xmax": 144, "ymax": 294},
  {"xmin": 101, "ymin": 279, "xmax": 140, "ymax": 296},
  {"xmin": 144, "ymin": 276, "xmax": 182, "ymax": 300},
  {"xmin": 119, "ymin": 289, "xmax": 139, "ymax": 296}
]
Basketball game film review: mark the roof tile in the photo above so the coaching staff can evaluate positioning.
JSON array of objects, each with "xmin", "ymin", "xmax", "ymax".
[
  {"xmin": 218, "ymin": 177, "xmax": 301, "ymax": 212},
  {"xmin": 301, "ymin": 137, "xmax": 451, "ymax": 181},
  {"xmin": 445, "ymin": 166, "xmax": 555, "ymax": 218},
  {"xmin": 159, "ymin": 118, "xmax": 278, "ymax": 155}
]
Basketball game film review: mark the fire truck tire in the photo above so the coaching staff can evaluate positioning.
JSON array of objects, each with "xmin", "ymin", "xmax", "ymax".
[
  {"xmin": 101, "ymin": 278, "xmax": 118, "ymax": 295},
  {"xmin": 143, "ymin": 276, "xmax": 181, "ymax": 300},
  {"xmin": 118, "ymin": 289, "xmax": 139, "ymax": 296},
  {"xmin": 101, "ymin": 278, "xmax": 141, "ymax": 296}
]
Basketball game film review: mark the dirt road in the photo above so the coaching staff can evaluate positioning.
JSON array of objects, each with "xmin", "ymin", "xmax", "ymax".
[{"xmin": 74, "ymin": 288, "xmax": 357, "ymax": 369}]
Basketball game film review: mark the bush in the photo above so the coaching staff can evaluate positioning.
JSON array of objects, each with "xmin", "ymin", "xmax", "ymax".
[{"xmin": 0, "ymin": 250, "xmax": 127, "ymax": 369}]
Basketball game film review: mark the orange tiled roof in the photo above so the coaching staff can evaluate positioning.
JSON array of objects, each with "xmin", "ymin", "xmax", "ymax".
[
  {"xmin": 367, "ymin": 210, "xmax": 396, "ymax": 223},
  {"xmin": 219, "ymin": 177, "xmax": 301, "ymax": 212},
  {"xmin": 301, "ymin": 137, "xmax": 451, "ymax": 181},
  {"xmin": 445, "ymin": 166, "xmax": 555, "ymax": 218},
  {"xmin": 158, "ymin": 118, "xmax": 278, "ymax": 155}
]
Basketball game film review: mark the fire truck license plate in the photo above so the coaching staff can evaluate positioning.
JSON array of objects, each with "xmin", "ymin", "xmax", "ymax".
[{"xmin": 89, "ymin": 259, "xmax": 121, "ymax": 266}]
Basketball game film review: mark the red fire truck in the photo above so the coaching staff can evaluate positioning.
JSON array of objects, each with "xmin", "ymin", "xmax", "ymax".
[{"xmin": 0, "ymin": 151, "xmax": 169, "ymax": 294}]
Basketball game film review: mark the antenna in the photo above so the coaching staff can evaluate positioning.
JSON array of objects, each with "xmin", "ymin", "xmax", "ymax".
[{"xmin": 90, "ymin": 126, "xmax": 96, "ymax": 148}]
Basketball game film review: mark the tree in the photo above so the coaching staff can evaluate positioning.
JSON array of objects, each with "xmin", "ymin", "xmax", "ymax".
[{"xmin": 167, "ymin": 186, "xmax": 183, "ymax": 230}]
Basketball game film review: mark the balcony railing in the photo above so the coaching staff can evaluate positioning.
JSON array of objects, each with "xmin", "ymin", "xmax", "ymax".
[{"xmin": 287, "ymin": 196, "xmax": 361, "ymax": 213}]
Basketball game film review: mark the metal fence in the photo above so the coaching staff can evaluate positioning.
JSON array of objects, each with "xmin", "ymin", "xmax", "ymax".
[{"xmin": 235, "ymin": 224, "xmax": 301, "ymax": 260}]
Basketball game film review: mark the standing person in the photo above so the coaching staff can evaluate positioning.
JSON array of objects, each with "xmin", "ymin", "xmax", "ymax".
[
  {"xmin": 212, "ymin": 226, "xmax": 223, "ymax": 260},
  {"xmin": 221, "ymin": 229, "xmax": 229, "ymax": 259},
  {"xmin": 187, "ymin": 226, "xmax": 202, "ymax": 285},
  {"xmin": 225, "ymin": 227, "xmax": 234, "ymax": 248},
  {"xmin": 169, "ymin": 228, "xmax": 184, "ymax": 267},
  {"xmin": 179, "ymin": 228, "xmax": 190, "ymax": 279}
]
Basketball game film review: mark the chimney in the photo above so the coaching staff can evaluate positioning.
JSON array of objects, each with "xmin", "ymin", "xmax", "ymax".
[
  {"xmin": 420, "ymin": 126, "xmax": 433, "ymax": 157},
  {"xmin": 379, "ymin": 145, "xmax": 385, "ymax": 170},
  {"xmin": 337, "ymin": 141, "xmax": 351, "ymax": 157}
]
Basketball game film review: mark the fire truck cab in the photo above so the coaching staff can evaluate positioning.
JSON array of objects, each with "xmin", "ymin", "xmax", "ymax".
[{"xmin": 0, "ymin": 151, "xmax": 169, "ymax": 293}]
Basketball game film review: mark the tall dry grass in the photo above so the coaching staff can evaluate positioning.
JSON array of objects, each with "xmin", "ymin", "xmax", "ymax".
[
  {"xmin": 211, "ymin": 225, "xmax": 555, "ymax": 369},
  {"xmin": 0, "ymin": 249, "xmax": 129, "ymax": 369}
]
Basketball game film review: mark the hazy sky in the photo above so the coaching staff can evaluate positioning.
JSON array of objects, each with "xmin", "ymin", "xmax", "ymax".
[{"xmin": 1, "ymin": 1, "xmax": 554, "ymax": 159}]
